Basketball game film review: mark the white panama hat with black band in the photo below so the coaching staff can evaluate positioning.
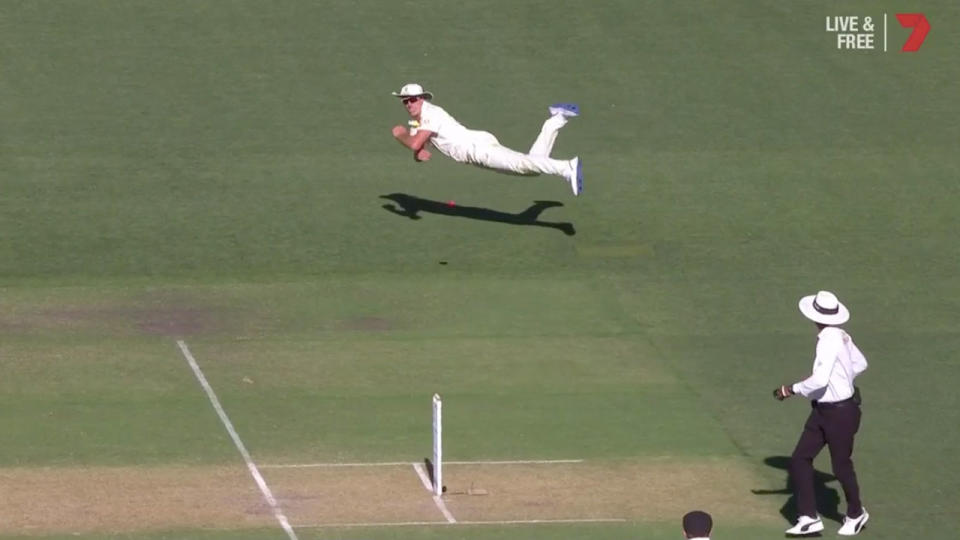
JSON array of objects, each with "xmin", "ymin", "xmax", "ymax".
[
  {"xmin": 392, "ymin": 83, "xmax": 433, "ymax": 100},
  {"xmin": 798, "ymin": 290, "xmax": 850, "ymax": 325}
]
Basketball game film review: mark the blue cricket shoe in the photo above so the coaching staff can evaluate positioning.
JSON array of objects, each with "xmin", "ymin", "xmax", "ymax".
[
  {"xmin": 569, "ymin": 157, "xmax": 583, "ymax": 196},
  {"xmin": 549, "ymin": 102, "xmax": 580, "ymax": 117}
]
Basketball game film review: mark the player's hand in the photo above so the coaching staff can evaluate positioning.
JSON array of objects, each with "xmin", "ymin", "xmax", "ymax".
[
  {"xmin": 414, "ymin": 148, "xmax": 431, "ymax": 162},
  {"xmin": 391, "ymin": 125, "xmax": 406, "ymax": 138},
  {"xmin": 773, "ymin": 385, "xmax": 794, "ymax": 401}
]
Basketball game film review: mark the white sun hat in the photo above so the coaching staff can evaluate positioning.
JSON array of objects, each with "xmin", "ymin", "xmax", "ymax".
[
  {"xmin": 798, "ymin": 290, "xmax": 850, "ymax": 325},
  {"xmin": 392, "ymin": 83, "xmax": 433, "ymax": 100}
]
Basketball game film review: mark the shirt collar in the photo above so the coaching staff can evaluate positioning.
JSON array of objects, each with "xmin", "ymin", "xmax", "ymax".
[{"xmin": 817, "ymin": 325, "xmax": 840, "ymax": 339}]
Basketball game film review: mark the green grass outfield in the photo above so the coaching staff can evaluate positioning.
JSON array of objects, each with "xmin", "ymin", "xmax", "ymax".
[{"xmin": 2, "ymin": 1, "xmax": 959, "ymax": 539}]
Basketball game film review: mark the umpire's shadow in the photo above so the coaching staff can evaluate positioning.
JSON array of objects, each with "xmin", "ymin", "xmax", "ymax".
[
  {"xmin": 380, "ymin": 193, "xmax": 576, "ymax": 236},
  {"xmin": 752, "ymin": 456, "xmax": 843, "ymax": 529}
]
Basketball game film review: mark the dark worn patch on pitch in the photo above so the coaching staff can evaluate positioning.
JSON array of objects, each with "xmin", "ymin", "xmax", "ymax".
[
  {"xmin": 32, "ymin": 305, "xmax": 226, "ymax": 337},
  {"xmin": 132, "ymin": 306, "xmax": 224, "ymax": 336},
  {"xmin": 338, "ymin": 316, "xmax": 395, "ymax": 332},
  {"xmin": 0, "ymin": 287, "xmax": 254, "ymax": 338}
]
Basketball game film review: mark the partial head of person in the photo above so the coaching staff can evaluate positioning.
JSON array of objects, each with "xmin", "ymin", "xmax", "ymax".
[
  {"xmin": 682, "ymin": 510, "xmax": 713, "ymax": 539},
  {"xmin": 392, "ymin": 83, "xmax": 433, "ymax": 117},
  {"xmin": 798, "ymin": 290, "xmax": 850, "ymax": 329}
]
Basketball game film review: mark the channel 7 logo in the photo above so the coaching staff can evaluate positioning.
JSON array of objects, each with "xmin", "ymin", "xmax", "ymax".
[
  {"xmin": 897, "ymin": 13, "xmax": 930, "ymax": 52},
  {"xmin": 826, "ymin": 12, "xmax": 930, "ymax": 52}
]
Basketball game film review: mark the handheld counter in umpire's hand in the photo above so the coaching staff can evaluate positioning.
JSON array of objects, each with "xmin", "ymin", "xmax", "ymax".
[{"xmin": 773, "ymin": 385, "xmax": 793, "ymax": 401}]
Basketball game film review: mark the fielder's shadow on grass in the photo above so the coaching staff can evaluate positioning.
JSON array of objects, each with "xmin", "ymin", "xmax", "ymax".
[
  {"xmin": 752, "ymin": 455, "xmax": 843, "ymax": 530},
  {"xmin": 380, "ymin": 193, "xmax": 576, "ymax": 236}
]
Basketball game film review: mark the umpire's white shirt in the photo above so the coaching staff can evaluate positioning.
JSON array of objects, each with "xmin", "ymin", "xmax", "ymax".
[
  {"xmin": 418, "ymin": 101, "xmax": 498, "ymax": 163},
  {"xmin": 792, "ymin": 327, "xmax": 868, "ymax": 403}
]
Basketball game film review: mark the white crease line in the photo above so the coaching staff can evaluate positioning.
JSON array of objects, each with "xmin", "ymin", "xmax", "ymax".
[
  {"xmin": 261, "ymin": 461, "xmax": 415, "ymax": 468},
  {"xmin": 298, "ymin": 520, "xmax": 447, "ymax": 528},
  {"xmin": 412, "ymin": 462, "xmax": 434, "ymax": 491},
  {"xmin": 294, "ymin": 517, "xmax": 628, "ymax": 528},
  {"xmin": 449, "ymin": 459, "xmax": 584, "ymax": 465},
  {"xmin": 261, "ymin": 459, "xmax": 584, "ymax": 469},
  {"xmin": 413, "ymin": 462, "xmax": 456, "ymax": 523},
  {"xmin": 176, "ymin": 340, "xmax": 298, "ymax": 540},
  {"xmin": 460, "ymin": 518, "xmax": 627, "ymax": 525}
]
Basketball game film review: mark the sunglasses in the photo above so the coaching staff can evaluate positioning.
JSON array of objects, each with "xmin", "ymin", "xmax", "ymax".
[{"xmin": 402, "ymin": 96, "xmax": 422, "ymax": 105}]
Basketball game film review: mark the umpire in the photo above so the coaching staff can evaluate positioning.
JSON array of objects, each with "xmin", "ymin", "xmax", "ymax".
[{"xmin": 774, "ymin": 291, "xmax": 870, "ymax": 536}]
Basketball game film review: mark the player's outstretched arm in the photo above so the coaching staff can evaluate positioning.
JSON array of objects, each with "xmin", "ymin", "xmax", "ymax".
[{"xmin": 391, "ymin": 125, "xmax": 433, "ymax": 152}]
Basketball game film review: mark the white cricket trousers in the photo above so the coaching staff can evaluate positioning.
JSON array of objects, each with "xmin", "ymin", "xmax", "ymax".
[{"xmin": 465, "ymin": 115, "xmax": 573, "ymax": 178}]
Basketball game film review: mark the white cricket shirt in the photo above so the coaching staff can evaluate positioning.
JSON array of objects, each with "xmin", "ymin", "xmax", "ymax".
[
  {"xmin": 417, "ymin": 101, "xmax": 498, "ymax": 162},
  {"xmin": 792, "ymin": 326, "xmax": 868, "ymax": 403}
]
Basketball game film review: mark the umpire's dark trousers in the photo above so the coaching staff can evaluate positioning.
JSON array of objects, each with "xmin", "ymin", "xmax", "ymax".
[{"xmin": 790, "ymin": 399, "xmax": 863, "ymax": 518}]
